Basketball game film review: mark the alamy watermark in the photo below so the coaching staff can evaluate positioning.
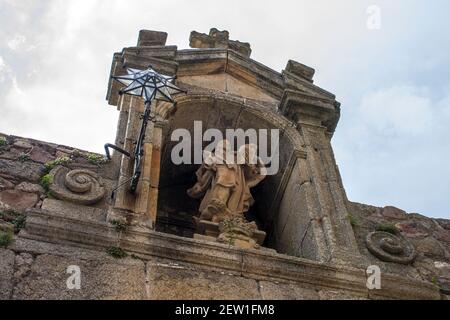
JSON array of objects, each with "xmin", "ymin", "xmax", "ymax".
[
  {"xmin": 366, "ymin": 265, "xmax": 381, "ymax": 290},
  {"xmin": 366, "ymin": 5, "xmax": 382, "ymax": 30},
  {"xmin": 66, "ymin": 265, "xmax": 81, "ymax": 290},
  {"xmin": 170, "ymin": 121, "xmax": 280, "ymax": 175}
]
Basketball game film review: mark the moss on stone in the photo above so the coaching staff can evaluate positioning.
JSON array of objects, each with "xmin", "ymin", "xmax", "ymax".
[
  {"xmin": 376, "ymin": 223, "xmax": 398, "ymax": 235},
  {"xmin": 40, "ymin": 173, "xmax": 53, "ymax": 193},
  {"xmin": 106, "ymin": 246, "xmax": 128, "ymax": 259},
  {"xmin": 0, "ymin": 231, "xmax": 13, "ymax": 248},
  {"xmin": 18, "ymin": 153, "xmax": 31, "ymax": 162},
  {"xmin": 347, "ymin": 213, "xmax": 359, "ymax": 227},
  {"xmin": 0, "ymin": 210, "xmax": 26, "ymax": 233},
  {"xmin": 43, "ymin": 156, "xmax": 72, "ymax": 174},
  {"xmin": 0, "ymin": 137, "xmax": 7, "ymax": 147},
  {"xmin": 86, "ymin": 153, "xmax": 107, "ymax": 165},
  {"xmin": 110, "ymin": 220, "xmax": 128, "ymax": 232}
]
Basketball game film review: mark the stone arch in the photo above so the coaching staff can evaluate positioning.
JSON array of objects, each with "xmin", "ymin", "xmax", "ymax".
[{"xmin": 155, "ymin": 93, "xmax": 315, "ymax": 255}]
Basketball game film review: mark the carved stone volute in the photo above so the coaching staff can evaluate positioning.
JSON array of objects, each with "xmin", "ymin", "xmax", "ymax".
[{"xmin": 49, "ymin": 166, "xmax": 106, "ymax": 205}]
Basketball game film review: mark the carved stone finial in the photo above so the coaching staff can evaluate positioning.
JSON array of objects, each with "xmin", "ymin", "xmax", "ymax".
[
  {"xmin": 217, "ymin": 216, "xmax": 259, "ymax": 249},
  {"xmin": 137, "ymin": 30, "xmax": 168, "ymax": 47},
  {"xmin": 189, "ymin": 28, "xmax": 252, "ymax": 57},
  {"xmin": 49, "ymin": 166, "xmax": 106, "ymax": 205},
  {"xmin": 366, "ymin": 231, "xmax": 416, "ymax": 264},
  {"xmin": 285, "ymin": 60, "xmax": 315, "ymax": 82}
]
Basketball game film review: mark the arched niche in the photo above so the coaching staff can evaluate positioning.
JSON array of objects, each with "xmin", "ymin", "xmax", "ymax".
[{"xmin": 155, "ymin": 94, "xmax": 317, "ymax": 258}]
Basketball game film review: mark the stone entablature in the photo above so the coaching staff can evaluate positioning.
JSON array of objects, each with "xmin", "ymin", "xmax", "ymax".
[{"xmin": 106, "ymin": 29, "xmax": 338, "ymax": 135}]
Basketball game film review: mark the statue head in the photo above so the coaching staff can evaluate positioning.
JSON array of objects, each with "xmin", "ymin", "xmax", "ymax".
[{"xmin": 214, "ymin": 139, "xmax": 234, "ymax": 164}]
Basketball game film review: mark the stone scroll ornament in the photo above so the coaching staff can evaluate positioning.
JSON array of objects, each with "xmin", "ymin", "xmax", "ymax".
[
  {"xmin": 49, "ymin": 166, "xmax": 106, "ymax": 205},
  {"xmin": 366, "ymin": 231, "xmax": 416, "ymax": 264}
]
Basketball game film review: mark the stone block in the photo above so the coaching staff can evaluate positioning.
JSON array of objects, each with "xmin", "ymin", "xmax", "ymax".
[
  {"xmin": 137, "ymin": 30, "xmax": 167, "ymax": 47},
  {"xmin": 0, "ymin": 189, "xmax": 38, "ymax": 211},
  {"xmin": 0, "ymin": 249, "xmax": 15, "ymax": 299},
  {"xmin": 15, "ymin": 182, "xmax": 44, "ymax": 195},
  {"xmin": 29, "ymin": 147, "xmax": 54, "ymax": 164},
  {"xmin": 0, "ymin": 159, "xmax": 44, "ymax": 183},
  {"xmin": 285, "ymin": 60, "xmax": 315, "ymax": 82},
  {"xmin": 146, "ymin": 261, "xmax": 260, "ymax": 299},
  {"xmin": 0, "ymin": 221, "xmax": 14, "ymax": 233},
  {"xmin": 0, "ymin": 176, "xmax": 15, "ymax": 191},
  {"xmin": 13, "ymin": 254, "xmax": 146, "ymax": 300},
  {"xmin": 41, "ymin": 198, "xmax": 107, "ymax": 223},
  {"xmin": 438, "ymin": 277, "xmax": 450, "ymax": 295},
  {"xmin": 382, "ymin": 206, "xmax": 407, "ymax": 220},
  {"xmin": 259, "ymin": 281, "xmax": 319, "ymax": 300}
]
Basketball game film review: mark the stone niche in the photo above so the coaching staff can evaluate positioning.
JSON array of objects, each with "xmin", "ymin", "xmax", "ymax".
[
  {"xmin": 153, "ymin": 91, "xmax": 341, "ymax": 262},
  {"xmin": 105, "ymin": 28, "xmax": 360, "ymax": 265}
]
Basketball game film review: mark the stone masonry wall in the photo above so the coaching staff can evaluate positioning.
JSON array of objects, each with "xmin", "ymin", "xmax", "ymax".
[
  {"xmin": 347, "ymin": 201, "xmax": 450, "ymax": 297},
  {"xmin": 0, "ymin": 132, "xmax": 449, "ymax": 299}
]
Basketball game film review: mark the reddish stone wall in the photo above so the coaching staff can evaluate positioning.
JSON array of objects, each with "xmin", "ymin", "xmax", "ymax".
[
  {"xmin": 348, "ymin": 201, "xmax": 450, "ymax": 296},
  {"xmin": 0, "ymin": 133, "xmax": 106, "ymax": 221}
]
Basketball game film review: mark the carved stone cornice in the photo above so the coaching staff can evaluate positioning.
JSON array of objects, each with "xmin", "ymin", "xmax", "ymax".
[
  {"xmin": 279, "ymin": 89, "xmax": 340, "ymax": 134},
  {"xmin": 106, "ymin": 31, "xmax": 342, "ymax": 129},
  {"xmin": 21, "ymin": 200, "xmax": 441, "ymax": 300}
]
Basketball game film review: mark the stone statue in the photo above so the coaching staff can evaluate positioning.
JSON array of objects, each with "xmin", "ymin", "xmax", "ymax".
[{"xmin": 187, "ymin": 140, "xmax": 266, "ymax": 223}]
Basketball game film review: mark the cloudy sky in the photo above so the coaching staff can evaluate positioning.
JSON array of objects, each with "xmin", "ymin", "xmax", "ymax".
[{"xmin": 0, "ymin": 0, "xmax": 449, "ymax": 218}]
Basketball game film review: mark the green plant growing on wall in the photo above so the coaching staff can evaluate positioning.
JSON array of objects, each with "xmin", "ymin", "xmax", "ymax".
[
  {"xmin": 347, "ymin": 213, "xmax": 359, "ymax": 228},
  {"xmin": 0, "ymin": 231, "xmax": 13, "ymax": 248},
  {"xmin": 40, "ymin": 173, "xmax": 53, "ymax": 194},
  {"xmin": 0, "ymin": 137, "xmax": 7, "ymax": 147},
  {"xmin": 106, "ymin": 246, "xmax": 128, "ymax": 259},
  {"xmin": 0, "ymin": 210, "xmax": 26, "ymax": 233},
  {"xmin": 18, "ymin": 153, "xmax": 31, "ymax": 162},
  {"xmin": 86, "ymin": 153, "xmax": 107, "ymax": 165},
  {"xmin": 107, "ymin": 219, "xmax": 129, "ymax": 259},
  {"xmin": 431, "ymin": 276, "xmax": 442, "ymax": 290},
  {"xmin": 110, "ymin": 219, "xmax": 128, "ymax": 232},
  {"xmin": 376, "ymin": 223, "xmax": 398, "ymax": 235},
  {"xmin": 43, "ymin": 156, "xmax": 72, "ymax": 174}
]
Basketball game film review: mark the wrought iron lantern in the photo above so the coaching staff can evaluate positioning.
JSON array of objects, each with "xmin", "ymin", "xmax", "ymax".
[{"xmin": 105, "ymin": 66, "xmax": 185, "ymax": 193}]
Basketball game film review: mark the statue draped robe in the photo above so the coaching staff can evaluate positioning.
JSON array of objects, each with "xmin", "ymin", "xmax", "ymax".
[{"xmin": 188, "ymin": 146, "xmax": 266, "ymax": 223}]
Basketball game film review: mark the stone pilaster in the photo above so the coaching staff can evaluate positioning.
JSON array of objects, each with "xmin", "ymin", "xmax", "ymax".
[{"xmin": 280, "ymin": 89, "xmax": 362, "ymax": 265}]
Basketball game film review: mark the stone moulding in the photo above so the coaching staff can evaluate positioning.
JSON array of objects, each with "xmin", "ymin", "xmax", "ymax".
[
  {"xmin": 49, "ymin": 166, "xmax": 106, "ymax": 205},
  {"xmin": 20, "ymin": 200, "xmax": 440, "ymax": 300},
  {"xmin": 366, "ymin": 231, "xmax": 416, "ymax": 265}
]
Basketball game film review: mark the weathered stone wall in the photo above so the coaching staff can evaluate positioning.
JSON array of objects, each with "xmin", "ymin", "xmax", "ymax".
[
  {"xmin": 0, "ymin": 133, "xmax": 448, "ymax": 300},
  {"xmin": 0, "ymin": 238, "xmax": 361, "ymax": 300},
  {"xmin": 348, "ymin": 201, "xmax": 450, "ymax": 297}
]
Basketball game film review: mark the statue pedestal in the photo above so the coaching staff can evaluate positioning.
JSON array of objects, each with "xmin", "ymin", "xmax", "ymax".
[{"xmin": 194, "ymin": 219, "xmax": 267, "ymax": 250}]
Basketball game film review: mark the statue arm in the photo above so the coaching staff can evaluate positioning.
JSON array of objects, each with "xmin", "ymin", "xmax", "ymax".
[
  {"xmin": 187, "ymin": 164, "xmax": 214, "ymax": 199},
  {"xmin": 245, "ymin": 161, "xmax": 267, "ymax": 188}
]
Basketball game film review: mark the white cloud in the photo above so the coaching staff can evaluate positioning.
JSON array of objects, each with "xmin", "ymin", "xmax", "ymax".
[
  {"xmin": 0, "ymin": 56, "xmax": 6, "ymax": 82},
  {"xmin": 359, "ymin": 86, "xmax": 434, "ymax": 136},
  {"xmin": 7, "ymin": 34, "xmax": 26, "ymax": 50},
  {"xmin": 0, "ymin": 0, "xmax": 449, "ymax": 218}
]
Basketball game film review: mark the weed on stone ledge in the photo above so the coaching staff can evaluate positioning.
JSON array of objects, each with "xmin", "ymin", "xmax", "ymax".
[
  {"xmin": 0, "ymin": 137, "xmax": 7, "ymax": 147},
  {"xmin": 106, "ymin": 246, "xmax": 128, "ymax": 259},
  {"xmin": 43, "ymin": 156, "xmax": 72, "ymax": 174},
  {"xmin": 0, "ymin": 231, "xmax": 13, "ymax": 248},
  {"xmin": 347, "ymin": 213, "xmax": 359, "ymax": 227},
  {"xmin": 110, "ymin": 220, "xmax": 128, "ymax": 232},
  {"xmin": 376, "ymin": 223, "xmax": 398, "ymax": 235},
  {"xmin": 86, "ymin": 153, "xmax": 107, "ymax": 165},
  {"xmin": 40, "ymin": 173, "xmax": 53, "ymax": 194},
  {"xmin": 18, "ymin": 153, "xmax": 31, "ymax": 162},
  {"xmin": 0, "ymin": 210, "xmax": 26, "ymax": 233}
]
